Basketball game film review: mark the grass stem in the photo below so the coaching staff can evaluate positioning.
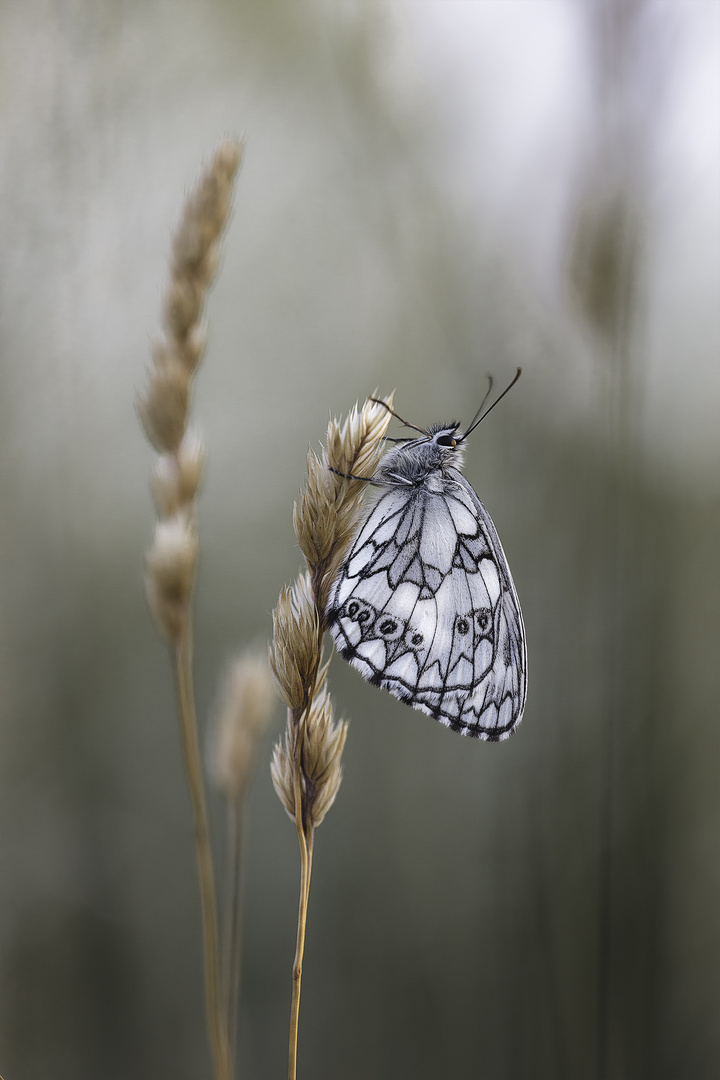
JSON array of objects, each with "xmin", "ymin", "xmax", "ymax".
[
  {"xmin": 173, "ymin": 625, "xmax": 233, "ymax": 1080},
  {"xmin": 288, "ymin": 789, "xmax": 314, "ymax": 1080},
  {"xmin": 223, "ymin": 799, "xmax": 244, "ymax": 1061}
]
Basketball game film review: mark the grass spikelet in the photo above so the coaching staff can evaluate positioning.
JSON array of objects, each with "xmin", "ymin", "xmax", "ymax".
[
  {"xmin": 270, "ymin": 393, "xmax": 393, "ymax": 1080},
  {"xmin": 145, "ymin": 514, "xmax": 199, "ymax": 641},
  {"xmin": 213, "ymin": 651, "xmax": 276, "ymax": 804}
]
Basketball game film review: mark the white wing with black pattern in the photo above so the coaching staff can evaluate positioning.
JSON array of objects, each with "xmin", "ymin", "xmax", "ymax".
[{"xmin": 326, "ymin": 467, "xmax": 526, "ymax": 740}]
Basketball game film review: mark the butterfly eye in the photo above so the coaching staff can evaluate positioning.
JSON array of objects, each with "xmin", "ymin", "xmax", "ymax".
[{"xmin": 436, "ymin": 435, "xmax": 457, "ymax": 448}]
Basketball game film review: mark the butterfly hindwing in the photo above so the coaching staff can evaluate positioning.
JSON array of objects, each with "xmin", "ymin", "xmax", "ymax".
[{"xmin": 327, "ymin": 468, "xmax": 527, "ymax": 740}]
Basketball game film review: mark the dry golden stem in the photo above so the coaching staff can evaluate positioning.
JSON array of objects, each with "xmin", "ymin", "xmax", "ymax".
[
  {"xmin": 223, "ymin": 799, "xmax": 243, "ymax": 1062},
  {"xmin": 173, "ymin": 627, "xmax": 232, "ymax": 1080},
  {"xmin": 211, "ymin": 650, "xmax": 275, "ymax": 1051},
  {"xmin": 288, "ymin": 809, "xmax": 314, "ymax": 1080}
]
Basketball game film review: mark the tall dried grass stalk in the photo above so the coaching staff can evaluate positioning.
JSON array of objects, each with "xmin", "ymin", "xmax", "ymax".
[
  {"xmin": 138, "ymin": 137, "xmax": 242, "ymax": 1080},
  {"xmin": 270, "ymin": 395, "xmax": 394, "ymax": 1080}
]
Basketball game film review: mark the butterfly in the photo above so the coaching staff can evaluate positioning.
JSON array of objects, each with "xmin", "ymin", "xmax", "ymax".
[{"xmin": 326, "ymin": 371, "xmax": 527, "ymax": 741}]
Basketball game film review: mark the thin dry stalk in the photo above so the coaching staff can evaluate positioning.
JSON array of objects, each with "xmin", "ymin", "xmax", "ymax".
[
  {"xmin": 138, "ymin": 137, "xmax": 242, "ymax": 1080},
  {"xmin": 270, "ymin": 395, "xmax": 393, "ymax": 1080},
  {"xmin": 211, "ymin": 651, "xmax": 276, "ymax": 1054}
]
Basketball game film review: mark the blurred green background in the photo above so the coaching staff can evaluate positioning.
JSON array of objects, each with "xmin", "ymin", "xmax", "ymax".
[{"xmin": 1, "ymin": 2, "xmax": 718, "ymax": 1078}]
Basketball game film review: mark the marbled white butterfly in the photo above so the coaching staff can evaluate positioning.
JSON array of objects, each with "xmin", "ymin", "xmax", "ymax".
[{"xmin": 326, "ymin": 372, "xmax": 527, "ymax": 741}]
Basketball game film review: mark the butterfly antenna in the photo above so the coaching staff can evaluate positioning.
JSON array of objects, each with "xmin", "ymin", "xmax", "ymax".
[
  {"xmin": 460, "ymin": 375, "xmax": 495, "ymax": 435},
  {"xmin": 369, "ymin": 397, "xmax": 426, "ymax": 435},
  {"xmin": 458, "ymin": 368, "xmax": 522, "ymax": 442}
]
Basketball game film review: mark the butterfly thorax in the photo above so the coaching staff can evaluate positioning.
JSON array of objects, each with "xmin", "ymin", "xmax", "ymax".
[{"xmin": 374, "ymin": 425, "xmax": 466, "ymax": 490}]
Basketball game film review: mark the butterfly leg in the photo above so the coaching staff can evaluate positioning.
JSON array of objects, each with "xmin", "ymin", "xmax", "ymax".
[{"xmin": 329, "ymin": 467, "xmax": 396, "ymax": 485}]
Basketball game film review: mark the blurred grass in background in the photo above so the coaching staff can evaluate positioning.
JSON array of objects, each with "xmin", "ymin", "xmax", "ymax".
[{"xmin": 0, "ymin": 2, "xmax": 718, "ymax": 1078}]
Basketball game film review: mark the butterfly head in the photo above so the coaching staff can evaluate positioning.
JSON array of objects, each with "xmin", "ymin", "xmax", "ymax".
[
  {"xmin": 369, "ymin": 371, "xmax": 522, "ymax": 488},
  {"xmin": 376, "ymin": 423, "xmax": 466, "ymax": 486},
  {"xmin": 426, "ymin": 422, "xmax": 466, "ymax": 465}
]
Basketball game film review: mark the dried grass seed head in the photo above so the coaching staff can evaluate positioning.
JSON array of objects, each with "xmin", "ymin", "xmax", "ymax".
[
  {"xmin": 145, "ymin": 514, "xmax": 198, "ymax": 641},
  {"xmin": 169, "ymin": 138, "xmax": 242, "ymax": 286},
  {"xmin": 137, "ymin": 359, "xmax": 191, "ymax": 454},
  {"xmin": 271, "ymin": 393, "xmax": 393, "ymax": 829},
  {"xmin": 152, "ymin": 432, "xmax": 206, "ymax": 518},
  {"xmin": 307, "ymin": 730, "xmax": 347, "ymax": 827},
  {"xmin": 292, "ymin": 394, "xmax": 394, "ymax": 602},
  {"xmin": 270, "ymin": 693, "xmax": 348, "ymax": 830},
  {"xmin": 270, "ymin": 574, "xmax": 320, "ymax": 711},
  {"xmin": 151, "ymin": 324, "xmax": 208, "ymax": 377},
  {"xmin": 158, "ymin": 137, "xmax": 242, "ymax": 359},
  {"xmin": 162, "ymin": 277, "xmax": 206, "ymax": 340},
  {"xmin": 212, "ymin": 651, "xmax": 276, "ymax": 802},
  {"xmin": 321, "ymin": 393, "xmax": 395, "ymax": 605},
  {"xmin": 326, "ymin": 392, "xmax": 394, "ymax": 485},
  {"xmin": 300, "ymin": 689, "xmax": 348, "ymax": 828},
  {"xmin": 293, "ymin": 447, "xmax": 337, "ymax": 571},
  {"xmin": 270, "ymin": 715, "xmax": 296, "ymax": 820}
]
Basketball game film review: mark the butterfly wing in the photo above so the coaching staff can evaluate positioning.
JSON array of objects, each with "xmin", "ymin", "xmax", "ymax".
[{"xmin": 326, "ymin": 469, "xmax": 527, "ymax": 740}]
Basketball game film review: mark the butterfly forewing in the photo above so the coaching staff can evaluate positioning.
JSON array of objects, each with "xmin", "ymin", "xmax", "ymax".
[{"xmin": 327, "ymin": 464, "xmax": 527, "ymax": 740}]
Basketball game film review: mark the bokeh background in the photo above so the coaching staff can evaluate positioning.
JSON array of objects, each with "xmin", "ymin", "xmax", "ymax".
[{"xmin": 1, "ymin": 2, "xmax": 718, "ymax": 1078}]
